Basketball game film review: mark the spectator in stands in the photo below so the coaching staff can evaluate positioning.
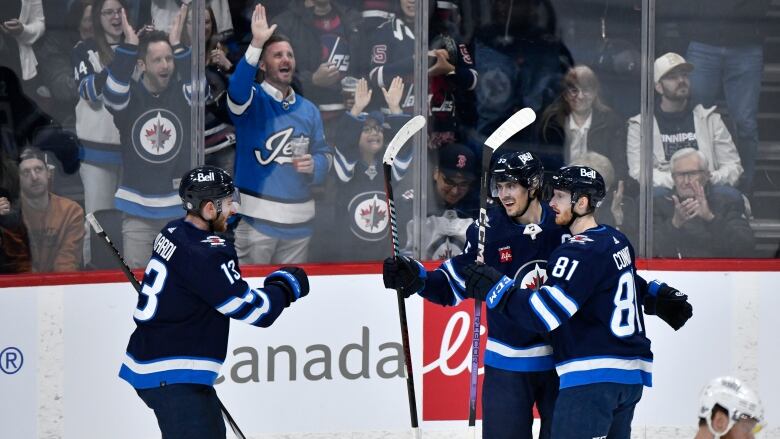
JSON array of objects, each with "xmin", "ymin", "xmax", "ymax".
[
  {"xmin": 0, "ymin": 148, "xmax": 31, "ymax": 273},
  {"xmin": 103, "ymin": 6, "xmax": 193, "ymax": 267},
  {"xmin": 227, "ymin": 5, "xmax": 332, "ymax": 264},
  {"xmin": 541, "ymin": 65, "xmax": 628, "ymax": 183},
  {"xmin": 695, "ymin": 376, "xmax": 765, "ymax": 439},
  {"xmin": 273, "ymin": 0, "xmax": 360, "ymax": 134},
  {"xmin": 570, "ymin": 151, "xmax": 637, "ymax": 244},
  {"xmin": 330, "ymin": 76, "xmax": 411, "ymax": 261},
  {"xmin": 428, "ymin": 1, "xmax": 478, "ymax": 148},
  {"xmin": 71, "ymin": 0, "xmax": 126, "ymax": 220},
  {"xmin": 18, "ymin": 148, "xmax": 84, "ymax": 272},
  {"xmin": 0, "ymin": 0, "xmax": 44, "ymax": 83},
  {"xmin": 403, "ymin": 142, "xmax": 477, "ymax": 260},
  {"xmin": 683, "ymin": 0, "xmax": 771, "ymax": 194},
  {"xmin": 627, "ymin": 53, "xmax": 743, "ymax": 193},
  {"xmin": 653, "ymin": 148, "xmax": 754, "ymax": 258},
  {"xmin": 366, "ymin": 0, "xmax": 478, "ymax": 137},
  {"xmin": 146, "ymin": 0, "xmax": 233, "ymax": 40}
]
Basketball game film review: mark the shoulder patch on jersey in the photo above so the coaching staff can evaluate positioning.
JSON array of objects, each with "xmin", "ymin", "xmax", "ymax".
[
  {"xmin": 568, "ymin": 234, "xmax": 593, "ymax": 245},
  {"xmin": 613, "ymin": 236, "xmax": 620, "ymax": 245},
  {"xmin": 168, "ymin": 227, "xmax": 177, "ymax": 233},
  {"xmin": 201, "ymin": 236, "xmax": 226, "ymax": 247}
]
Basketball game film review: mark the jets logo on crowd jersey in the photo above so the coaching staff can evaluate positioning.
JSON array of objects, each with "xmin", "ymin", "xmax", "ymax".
[
  {"xmin": 131, "ymin": 109, "xmax": 183, "ymax": 164},
  {"xmin": 255, "ymin": 127, "xmax": 305, "ymax": 166},
  {"xmin": 348, "ymin": 191, "xmax": 389, "ymax": 241},
  {"xmin": 515, "ymin": 259, "xmax": 548, "ymax": 291}
]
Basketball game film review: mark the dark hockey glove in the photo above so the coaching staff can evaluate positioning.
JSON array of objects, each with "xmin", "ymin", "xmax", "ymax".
[
  {"xmin": 463, "ymin": 263, "xmax": 516, "ymax": 311},
  {"xmin": 645, "ymin": 280, "xmax": 692, "ymax": 330},
  {"xmin": 383, "ymin": 256, "xmax": 426, "ymax": 298},
  {"xmin": 265, "ymin": 266, "xmax": 310, "ymax": 307}
]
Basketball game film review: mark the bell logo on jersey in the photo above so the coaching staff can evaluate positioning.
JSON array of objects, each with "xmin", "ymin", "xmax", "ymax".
[
  {"xmin": 498, "ymin": 246, "xmax": 512, "ymax": 263},
  {"xmin": 196, "ymin": 172, "xmax": 215, "ymax": 182},
  {"xmin": 131, "ymin": 109, "xmax": 183, "ymax": 164},
  {"xmin": 580, "ymin": 168, "xmax": 596, "ymax": 179}
]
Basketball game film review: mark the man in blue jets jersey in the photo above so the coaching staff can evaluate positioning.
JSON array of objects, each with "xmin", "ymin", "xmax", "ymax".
[
  {"xmin": 119, "ymin": 166, "xmax": 310, "ymax": 438},
  {"xmin": 384, "ymin": 151, "xmax": 568, "ymax": 439},
  {"xmin": 461, "ymin": 165, "xmax": 693, "ymax": 439}
]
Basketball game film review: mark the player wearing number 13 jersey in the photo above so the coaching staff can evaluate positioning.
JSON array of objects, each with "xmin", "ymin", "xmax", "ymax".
[
  {"xmin": 119, "ymin": 166, "xmax": 311, "ymax": 438},
  {"xmin": 462, "ymin": 166, "xmax": 692, "ymax": 439}
]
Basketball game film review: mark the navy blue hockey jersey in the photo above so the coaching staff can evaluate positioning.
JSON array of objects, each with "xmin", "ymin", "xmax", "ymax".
[
  {"xmin": 496, "ymin": 225, "xmax": 654, "ymax": 389},
  {"xmin": 119, "ymin": 219, "xmax": 290, "ymax": 389},
  {"xmin": 104, "ymin": 44, "xmax": 193, "ymax": 219},
  {"xmin": 422, "ymin": 204, "xmax": 568, "ymax": 372}
]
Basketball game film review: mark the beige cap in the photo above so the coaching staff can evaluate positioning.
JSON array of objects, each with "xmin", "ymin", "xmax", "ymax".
[{"xmin": 654, "ymin": 52, "xmax": 694, "ymax": 83}]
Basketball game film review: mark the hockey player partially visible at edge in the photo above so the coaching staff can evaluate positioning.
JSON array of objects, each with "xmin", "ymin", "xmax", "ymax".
[
  {"xmin": 695, "ymin": 376, "xmax": 765, "ymax": 439},
  {"xmin": 460, "ymin": 166, "xmax": 693, "ymax": 438},
  {"xmin": 119, "ymin": 166, "xmax": 311, "ymax": 438}
]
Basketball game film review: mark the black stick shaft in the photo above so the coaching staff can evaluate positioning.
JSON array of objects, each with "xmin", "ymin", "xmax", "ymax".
[
  {"xmin": 383, "ymin": 163, "xmax": 421, "ymax": 432},
  {"xmin": 468, "ymin": 144, "xmax": 494, "ymax": 431}
]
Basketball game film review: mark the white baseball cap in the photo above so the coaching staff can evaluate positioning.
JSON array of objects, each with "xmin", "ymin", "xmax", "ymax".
[{"xmin": 654, "ymin": 52, "xmax": 694, "ymax": 83}]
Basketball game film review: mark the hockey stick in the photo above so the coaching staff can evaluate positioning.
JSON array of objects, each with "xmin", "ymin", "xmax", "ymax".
[
  {"xmin": 85, "ymin": 213, "xmax": 247, "ymax": 439},
  {"xmin": 382, "ymin": 114, "xmax": 426, "ymax": 439},
  {"xmin": 468, "ymin": 108, "xmax": 537, "ymax": 437}
]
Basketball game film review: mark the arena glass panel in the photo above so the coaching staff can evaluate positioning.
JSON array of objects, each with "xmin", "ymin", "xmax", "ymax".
[{"xmin": 650, "ymin": 0, "xmax": 779, "ymax": 258}]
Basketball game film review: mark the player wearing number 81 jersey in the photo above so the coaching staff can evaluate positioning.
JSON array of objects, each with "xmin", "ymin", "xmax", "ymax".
[
  {"xmin": 462, "ymin": 165, "xmax": 692, "ymax": 439},
  {"xmin": 119, "ymin": 166, "xmax": 311, "ymax": 438}
]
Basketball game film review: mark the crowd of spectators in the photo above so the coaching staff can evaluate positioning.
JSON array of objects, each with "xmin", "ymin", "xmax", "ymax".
[{"xmin": 0, "ymin": 0, "xmax": 775, "ymax": 273}]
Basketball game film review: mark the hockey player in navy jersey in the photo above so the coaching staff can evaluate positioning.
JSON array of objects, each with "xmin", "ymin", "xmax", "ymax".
[
  {"xmin": 460, "ymin": 165, "xmax": 693, "ymax": 439},
  {"xmin": 384, "ymin": 151, "xmax": 568, "ymax": 439},
  {"xmin": 119, "ymin": 166, "xmax": 310, "ymax": 438},
  {"xmin": 228, "ymin": 4, "xmax": 333, "ymax": 265}
]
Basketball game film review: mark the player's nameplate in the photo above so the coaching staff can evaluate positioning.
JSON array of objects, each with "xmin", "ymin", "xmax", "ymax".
[{"xmin": 523, "ymin": 223, "xmax": 542, "ymax": 240}]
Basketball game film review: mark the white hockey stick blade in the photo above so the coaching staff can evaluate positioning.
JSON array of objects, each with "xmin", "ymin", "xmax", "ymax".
[
  {"xmin": 484, "ymin": 108, "xmax": 536, "ymax": 151},
  {"xmin": 86, "ymin": 213, "xmax": 104, "ymax": 234},
  {"xmin": 412, "ymin": 427, "xmax": 421, "ymax": 439},
  {"xmin": 383, "ymin": 115, "xmax": 426, "ymax": 165}
]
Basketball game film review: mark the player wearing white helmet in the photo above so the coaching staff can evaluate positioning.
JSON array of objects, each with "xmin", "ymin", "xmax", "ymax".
[{"xmin": 695, "ymin": 376, "xmax": 765, "ymax": 439}]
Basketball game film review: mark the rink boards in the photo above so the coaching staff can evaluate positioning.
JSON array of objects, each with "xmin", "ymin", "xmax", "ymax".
[{"xmin": 1, "ymin": 269, "xmax": 779, "ymax": 438}]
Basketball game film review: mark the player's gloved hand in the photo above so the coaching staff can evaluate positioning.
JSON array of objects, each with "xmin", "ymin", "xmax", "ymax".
[
  {"xmin": 645, "ymin": 280, "xmax": 692, "ymax": 330},
  {"xmin": 383, "ymin": 256, "xmax": 426, "ymax": 298},
  {"xmin": 463, "ymin": 262, "xmax": 515, "ymax": 310},
  {"xmin": 264, "ymin": 266, "xmax": 310, "ymax": 307}
]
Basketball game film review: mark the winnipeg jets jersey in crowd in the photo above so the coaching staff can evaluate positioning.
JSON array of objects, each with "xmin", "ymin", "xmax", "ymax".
[
  {"xmin": 119, "ymin": 219, "xmax": 290, "ymax": 389},
  {"xmin": 71, "ymin": 39, "xmax": 121, "ymax": 165},
  {"xmin": 330, "ymin": 112, "xmax": 411, "ymax": 260},
  {"xmin": 103, "ymin": 44, "xmax": 193, "ymax": 219},
  {"xmin": 367, "ymin": 15, "xmax": 416, "ymax": 112},
  {"xmin": 227, "ymin": 52, "xmax": 333, "ymax": 239},
  {"xmin": 423, "ymin": 204, "xmax": 568, "ymax": 372},
  {"xmin": 498, "ymin": 224, "xmax": 654, "ymax": 389}
]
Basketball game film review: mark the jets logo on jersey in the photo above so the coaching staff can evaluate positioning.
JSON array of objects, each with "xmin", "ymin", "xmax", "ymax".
[
  {"xmin": 348, "ymin": 191, "xmax": 388, "ymax": 241},
  {"xmin": 201, "ymin": 236, "xmax": 226, "ymax": 247},
  {"xmin": 131, "ymin": 109, "xmax": 183, "ymax": 164},
  {"xmin": 514, "ymin": 259, "xmax": 548, "ymax": 291},
  {"xmin": 498, "ymin": 246, "xmax": 512, "ymax": 263},
  {"xmin": 254, "ymin": 127, "xmax": 305, "ymax": 166},
  {"xmin": 569, "ymin": 234, "xmax": 593, "ymax": 245}
]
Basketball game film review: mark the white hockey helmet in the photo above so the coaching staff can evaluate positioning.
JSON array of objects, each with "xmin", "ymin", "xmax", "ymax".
[{"xmin": 699, "ymin": 376, "xmax": 765, "ymax": 437}]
